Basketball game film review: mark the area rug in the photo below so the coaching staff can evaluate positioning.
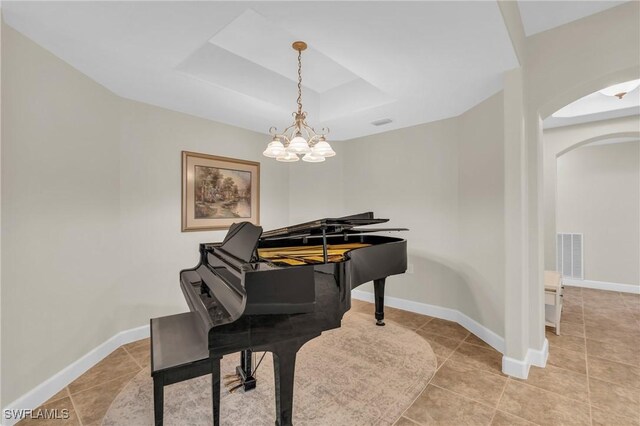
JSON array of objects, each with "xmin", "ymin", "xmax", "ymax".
[{"xmin": 103, "ymin": 312, "xmax": 436, "ymax": 426}]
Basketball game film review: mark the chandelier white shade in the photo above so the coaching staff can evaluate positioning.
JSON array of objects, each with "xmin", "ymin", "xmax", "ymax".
[
  {"xmin": 311, "ymin": 139, "xmax": 336, "ymax": 157},
  {"xmin": 262, "ymin": 139, "xmax": 286, "ymax": 158},
  {"xmin": 287, "ymin": 135, "xmax": 312, "ymax": 154},
  {"xmin": 264, "ymin": 41, "xmax": 334, "ymax": 163},
  {"xmin": 276, "ymin": 151, "xmax": 300, "ymax": 162},
  {"xmin": 302, "ymin": 152, "xmax": 326, "ymax": 163}
]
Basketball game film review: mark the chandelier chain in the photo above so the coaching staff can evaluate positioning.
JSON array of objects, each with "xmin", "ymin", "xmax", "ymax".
[{"xmin": 297, "ymin": 49, "xmax": 303, "ymax": 116}]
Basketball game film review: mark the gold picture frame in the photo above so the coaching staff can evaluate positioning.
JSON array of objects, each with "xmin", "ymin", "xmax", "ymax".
[{"xmin": 181, "ymin": 151, "xmax": 260, "ymax": 231}]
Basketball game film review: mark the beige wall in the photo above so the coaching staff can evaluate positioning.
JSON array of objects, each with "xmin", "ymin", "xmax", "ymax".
[
  {"xmin": 556, "ymin": 142, "xmax": 639, "ymax": 285},
  {"xmin": 543, "ymin": 116, "xmax": 640, "ymax": 271},
  {"xmin": 342, "ymin": 116, "xmax": 463, "ymax": 319},
  {"xmin": 288, "ymin": 143, "xmax": 344, "ymax": 225},
  {"xmin": 2, "ymin": 23, "xmax": 121, "ymax": 405},
  {"xmin": 1, "ymin": 23, "xmax": 290, "ymax": 406},
  {"xmin": 320, "ymin": 92, "xmax": 506, "ymax": 336},
  {"xmin": 117, "ymin": 100, "xmax": 290, "ymax": 332},
  {"xmin": 457, "ymin": 93, "xmax": 505, "ymax": 335}
]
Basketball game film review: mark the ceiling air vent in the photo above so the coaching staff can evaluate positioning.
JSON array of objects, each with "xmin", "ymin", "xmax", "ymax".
[{"xmin": 371, "ymin": 118, "xmax": 393, "ymax": 126}]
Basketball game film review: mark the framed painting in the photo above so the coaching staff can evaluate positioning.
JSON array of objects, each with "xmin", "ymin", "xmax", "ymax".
[{"xmin": 182, "ymin": 151, "xmax": 260, "ymax": 231}]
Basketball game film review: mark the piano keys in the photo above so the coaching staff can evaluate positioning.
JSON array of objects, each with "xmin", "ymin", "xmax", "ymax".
[{"xmin": 176, "ymin": 212, "xmax": 408, "ymax": 425}]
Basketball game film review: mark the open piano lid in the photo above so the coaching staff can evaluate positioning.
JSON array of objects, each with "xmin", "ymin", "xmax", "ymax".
[{"xmin": 261, "ymin": 212, "xmax": 407, "ymax": 240}]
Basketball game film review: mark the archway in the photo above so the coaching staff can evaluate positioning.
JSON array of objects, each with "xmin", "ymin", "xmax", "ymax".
[
  {"xmin": 502, "ymin": 0, "xmax": 640, "ymax": 376},
  {"xmin": 531, "ymin": 70, "xmax": 639, "ymax": 372},
  {"xmin": 555, "ymin": 131, "xmax": 640, "ymax": 158}
]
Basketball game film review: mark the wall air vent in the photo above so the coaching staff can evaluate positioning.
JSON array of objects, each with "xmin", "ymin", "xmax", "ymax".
[
  {"xmin": 371, "ymin": 118, "xmax": 393, "ymax": 126},
  {"xmin": 556, "ymin": 233, "xmax": 583, "ymax": 280}
]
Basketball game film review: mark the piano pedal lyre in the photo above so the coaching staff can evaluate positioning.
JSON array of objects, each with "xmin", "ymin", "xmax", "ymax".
[
  {"xmin": 223, "ymin": 374, "xmax": 244, "ymax": 395},
  {"xmin": 227, "ymin": 383, "xmax": 244, "ymax": 394}
]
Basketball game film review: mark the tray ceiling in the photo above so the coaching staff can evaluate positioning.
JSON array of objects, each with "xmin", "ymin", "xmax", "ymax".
[{"xmin": 1, "ymin": 1, "xmax": 628, "ymax": 140}]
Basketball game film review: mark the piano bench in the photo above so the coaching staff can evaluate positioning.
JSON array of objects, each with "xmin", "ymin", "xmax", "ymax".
[{"xmin": 150, "ymin": 312, "xmax": 216, "ymax": 426}]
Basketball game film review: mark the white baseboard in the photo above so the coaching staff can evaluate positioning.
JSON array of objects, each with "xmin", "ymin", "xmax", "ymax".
[
  {"xmin": 564, "ymin": 278, "xmax": 640, "ymax": 294},
  {"xmin": 502, "ymin": 338, "xmax": 548, "ymax": 379},
  {"xmin": 2, "ymin": 324, "xmax": 150, "ymax": 426},
  {"xmin": 351, "ymin": 289, "xmax": 549, "ymax": 379},
  {"xmin": 4, "ymin": 287, "xmax": 558, "ymax": 421},
  {"xmin": 351, "ymin": 290, "xmax": 505, "ymax": 354}
]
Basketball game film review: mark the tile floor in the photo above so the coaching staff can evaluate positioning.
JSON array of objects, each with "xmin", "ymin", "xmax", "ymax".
[{"xmin": 18, "ymin": 287, "xmax": 639, "ymax": 425}]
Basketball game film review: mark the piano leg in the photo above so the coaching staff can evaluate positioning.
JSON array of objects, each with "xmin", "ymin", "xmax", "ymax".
[
  {"xmin": 272, "ymin": 342, "xmax": 302, "ymax": 426},
  {"xmin": 211, "ymin": 356, "xmax": 222, "ymax": 426},
  {"xmin": 374, "ymin": 278, "xmax": 386, "ymax": 326},
  {"xmin": 153, "ymin": 374, "xmax": 164, "ymax": 426}
]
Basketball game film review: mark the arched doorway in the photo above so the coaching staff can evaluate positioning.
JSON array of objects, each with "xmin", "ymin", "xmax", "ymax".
[{"xmin": 502, "ymin": 0, "xmax": 640, "ymax": 376}]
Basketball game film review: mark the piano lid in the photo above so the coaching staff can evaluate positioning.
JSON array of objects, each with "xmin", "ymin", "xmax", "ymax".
[{"xmin": 260, "ymin": 212, "xmax": 396, "ymax": 240}]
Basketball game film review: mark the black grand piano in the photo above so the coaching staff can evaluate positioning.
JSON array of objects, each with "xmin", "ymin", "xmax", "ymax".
[{"xmin": 152, "ymin": 212, "xmax": 407, "ymax": 426}]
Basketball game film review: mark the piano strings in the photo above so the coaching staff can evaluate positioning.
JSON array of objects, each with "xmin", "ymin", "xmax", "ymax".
[{"xmin": 258, "ymin": 243, "xmax": 371, "ymax": 265}]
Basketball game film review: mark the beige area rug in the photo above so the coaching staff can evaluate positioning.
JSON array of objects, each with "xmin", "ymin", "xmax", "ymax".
[{"xmin": 103, "ymin": 312, "xmax": 436, "ymax": 426}]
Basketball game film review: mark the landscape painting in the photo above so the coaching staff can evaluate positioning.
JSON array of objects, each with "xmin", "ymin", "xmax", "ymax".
[
  {"xmin": 194, "ymin": 166, "xmax": 251, "ymax": 219},
  {"xmin": 182, "ymin": 151, "xmax": 259, "ymax": 231}
]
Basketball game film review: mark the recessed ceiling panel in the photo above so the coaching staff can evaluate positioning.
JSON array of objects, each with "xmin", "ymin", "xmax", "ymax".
[
  {"xmin": 319, "ymin": 79, "xmax": 395, "ymax": 122},
  {"xmin": 1, "ymin": 1, "xmax": 523, "ymax": 140},
  {"xmin": 177, "ymin": 43, "xmax": 320, "ymax": 112},
  {"xmin": 209, "ymin": 9, "xmax": 359, "ymax": 94},
  {"xmin": 518, "ymin": 0, "xmax": 627, "ymax": 36}
]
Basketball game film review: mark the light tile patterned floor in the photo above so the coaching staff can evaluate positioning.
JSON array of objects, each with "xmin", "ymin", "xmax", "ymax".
[
  {"xmin": 18, "ymin": 288, "xmax": 640, "ymax": 425},
  {"xmin": 391, "ymin": 287, "xmax": 640, "ymax": 426}
]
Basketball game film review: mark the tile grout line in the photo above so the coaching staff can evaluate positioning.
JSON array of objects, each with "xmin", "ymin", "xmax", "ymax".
[
  {"xmin": 539, "ymin": 355, "xmax": 589, "ymax": 378},
  {"xmin": 433, "ymin": 335, "xmax": 504, "ymax": 410},
  {"xmin": 580, "ymin": 290, "xmax": 593, "ymax": 426},
  {"xmin": 428, "ymin": 382, "xmax": 499, "ymax": 412},
  {"xmin": 487, "ymin": 376, "xmax": 510, "ymax": 424},
  {"xmin": 66, "ymin": 389, "xmax": 83, "ymax": 426},
  {"xmin": 577, "ymin": 291, "xmax": 640, "ymax": 422},
  {"xmin": 551, "ymin": 332, "xmax": 639, "ymax": 370},
  {"xmin": 425, "ymin": 381, "xmax": 547, "ymax": 425},
  {"xmin": 450, "ymin": 346, "xmax": 510, "ymax": 380},
  {"xmin": 68, "ymin": 369, "xmax": 142, "ymax": 398},
  {"xmin": 398, "ymin": 336, "xmax": 469, "ymax": 425},
  {"xmin": 461, "ymin": 339, "xmax": 494, "ymax": 351},
  {"xmin": 569, "ymin": 289, "xmax": 640, "ymax": 423},
  {"xmin": 381, "ymin": 309, "xmax": 445, "ymax": 426},
  {"xmin": 494, "ymin": 406, "xmax": 543, "ymax": 426},
  {"xmin": 514, "ymin": 295, "xmax": 590, "ymax": 414},
  {"xmin": 583, "ymin": 354, "xmax": 640, "ymax": 370},
  {"xmin": 404, "ymin": 289, "xmax": 634, "ymax": 426},
  {"xmin": 43, "ymin": 387, "xmax": 71, "ymax": 405},
  {"xmin": 122, "ymin": 344, "xmax": 144, "ymax": 370},
  {"xmin": 513, "ymin": 376, "xmax": 592, "ymax": 407},
  {"xmin": 415, "ymin": 338, "xmax": 507, "ymax": 411}
]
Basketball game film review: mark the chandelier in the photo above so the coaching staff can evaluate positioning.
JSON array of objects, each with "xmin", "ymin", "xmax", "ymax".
[{"xmin": 263, "ymin": 41, "xmax": 335, "ymax": 163}]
